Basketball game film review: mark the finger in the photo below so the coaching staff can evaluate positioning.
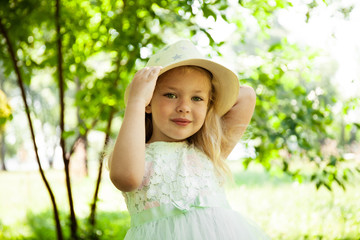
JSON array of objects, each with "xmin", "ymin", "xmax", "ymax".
[
  {"xmin": 144, "ymin": 66, "xmax": 162, "ymax": 81},
  {"xmin": 149, "ymin": 67, "xmax": 162, "ymax": 79},
  {"xmin": 147, "ymin": 67, "xmax": 160, "ymax": 75},
  {"xmin": 132, "ymin": 68, "xmax": 147, "ymax": 80}
]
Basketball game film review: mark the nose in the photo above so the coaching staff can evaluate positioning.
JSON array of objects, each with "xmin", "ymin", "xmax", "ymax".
[{"xmin": 176, "ymin": 99, "xmax": 191, "ymax": 113}]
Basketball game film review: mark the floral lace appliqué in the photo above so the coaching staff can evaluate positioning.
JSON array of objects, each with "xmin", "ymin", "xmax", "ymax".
[{"xmin": 123, "ymin": 142, "xmax": 223, "ymax": 215}]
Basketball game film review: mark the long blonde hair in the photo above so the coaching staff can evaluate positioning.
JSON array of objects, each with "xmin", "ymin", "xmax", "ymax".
[{"xmin": 145, "ymin": 66, "xmax": 231, "ymax": 178}]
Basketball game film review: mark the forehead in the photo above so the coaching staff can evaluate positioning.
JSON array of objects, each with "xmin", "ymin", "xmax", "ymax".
[{"xmin": 157, "ymin": 66, "xmax": 212, "ymax": 90}]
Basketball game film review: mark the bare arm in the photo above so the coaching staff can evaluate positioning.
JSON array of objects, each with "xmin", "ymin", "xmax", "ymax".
[
  {"xmin": 221, "ymin": 85, "xmax": 256, "ymax": 158},
  {"xmin": 109, "ymin": 66, "xmax": 162, "ymax": 192}
]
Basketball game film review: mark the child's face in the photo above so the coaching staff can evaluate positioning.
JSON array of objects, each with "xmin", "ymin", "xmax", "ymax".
[{"xmin": 146, "ymin": 67, "xmax": 212, "ymax": 143}]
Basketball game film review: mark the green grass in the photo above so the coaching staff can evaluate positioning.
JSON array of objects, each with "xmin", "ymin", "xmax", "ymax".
[
  {"xmin": 0, "ymin": 161, "xmax": 359, "ymax": 239},
  {"xmin": 226, "ymin": 162, "xmax": 360, "ymax": 240}
]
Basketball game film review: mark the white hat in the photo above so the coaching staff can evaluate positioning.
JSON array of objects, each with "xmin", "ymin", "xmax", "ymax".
[{"xmin": 127, "ymin": 39, "xmax": 239, "ymax": 116}]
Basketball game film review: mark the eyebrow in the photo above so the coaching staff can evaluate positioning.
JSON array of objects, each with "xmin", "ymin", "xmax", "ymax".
[{"xmin": 163, "ymin": 86, "xmax": 207, "ymax": 94}]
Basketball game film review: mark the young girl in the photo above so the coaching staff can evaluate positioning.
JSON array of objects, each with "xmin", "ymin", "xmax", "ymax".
[{"xmin": 109, "ymin": 40, "xmax": 269, "ymax": 239}]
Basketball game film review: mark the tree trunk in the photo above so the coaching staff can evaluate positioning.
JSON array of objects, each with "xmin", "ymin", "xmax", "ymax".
[
  {"xmin": 340, "ymin": 117, "xmax": 345, "ymax": 148},
  {"xmin": 0, "ymin": 18, "xmax": 63, "ymax": 240},
  {"xmin": 0, "ymin": 75, "xmax": 7, "ymax": 171},
  {"xmin": 55, "ymin": 0, "xmax": 77, "ymax": 238},
  {"xmin": 1, "ymin": 133, "xmax": 6, "ymax": 171},
  {"xmin": 75, "ymin": 76, "xmax": 88, "ymax": 176},
  {"xmin": 349, "ymin": 125, "xmax": 357, "ymax": 144},
  {"xmin": 89, "ymin": 110, "xmax": 114, "ymax": 226}
]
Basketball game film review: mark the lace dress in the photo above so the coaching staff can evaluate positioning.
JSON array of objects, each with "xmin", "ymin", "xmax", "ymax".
[{"xmin": 122, "ymin": 141, "xmax": 270, "ymax": 240}]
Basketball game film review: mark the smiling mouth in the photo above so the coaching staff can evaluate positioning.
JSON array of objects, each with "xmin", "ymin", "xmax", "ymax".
[{"xmin": 171, "ymin": 118, "xmax": 191, "ymax": 126}]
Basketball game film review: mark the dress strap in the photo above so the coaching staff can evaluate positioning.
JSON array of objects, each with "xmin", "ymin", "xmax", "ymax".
[{"xmin": 130, "ymin": 193, "xmax": 231, "ymax": 227}]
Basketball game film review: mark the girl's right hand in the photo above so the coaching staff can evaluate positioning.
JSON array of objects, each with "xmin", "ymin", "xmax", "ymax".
[{"xmin": 126, "ymin": 66, "xmax": 162, "ymax": 106}]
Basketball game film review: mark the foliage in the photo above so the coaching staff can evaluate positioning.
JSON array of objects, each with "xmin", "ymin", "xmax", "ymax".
[
  {"xmin": 239, "ymin": 0, "xmax": 293, "ymax": 31},
  {"xmin": 243, "ymin": 41, "xmax": 349, "ymax": 190},
  {"xmin": 0, "ymin": 209, "xmax": 130, "ymax": 240},
  {"xmin": 0, "ymin": 89, "xmax": 12, "ymax": 130},
  {"xmin": 230, "ymin": 3, "xmax": 360, "ymax": 190},
  {"xmin": 0, "ymin": 0, "xmax": 231, "ymax": 147}
]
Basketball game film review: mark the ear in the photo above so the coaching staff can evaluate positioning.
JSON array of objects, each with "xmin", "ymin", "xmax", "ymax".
[{"xmin": 145, "ymin": 104, "xmax": 152, "ymax": 114}]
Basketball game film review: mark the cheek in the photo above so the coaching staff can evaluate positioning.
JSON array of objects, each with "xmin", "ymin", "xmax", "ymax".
[
  {"xmin": 152, "ymin": 99, "xmax": 172, "ymax": 117},
  {"xmin": 194, "ymin": 105, "xmax": 208, "ymax": 122}
]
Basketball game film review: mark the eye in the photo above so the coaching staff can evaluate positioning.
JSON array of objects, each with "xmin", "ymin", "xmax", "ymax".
[
  {"xmin": 192, "ymin": 96, "xmax": 203, "ymax": 102},
  {"xmin": 164, "ymin": 93, "xmax": 177, "ymax": 99}
]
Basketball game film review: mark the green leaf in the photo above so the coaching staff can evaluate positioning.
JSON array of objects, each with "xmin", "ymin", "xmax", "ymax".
[
  {"xmin": 268, "ymin": 42, "xmax": 282, "ymax": 52},
  {"xmin": 323, "ymin": 182, "xmax": 332, "ymax": 191},
  {"xmin": 62, "ymin": 130, "xmax": 75, "ymax": 139},
  {"xmin": 328, "ymin": 155, "xmax": 337, "ymax": 166}
]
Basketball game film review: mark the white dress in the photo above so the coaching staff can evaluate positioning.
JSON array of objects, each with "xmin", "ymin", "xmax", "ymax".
[{"xmin": 122, "ymin": 141, "xmax": 270, "ymax": 239}]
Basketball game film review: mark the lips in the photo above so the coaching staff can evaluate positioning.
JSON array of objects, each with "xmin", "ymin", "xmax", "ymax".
[{"xmin": 171, "ymin": 118, "xmax": 192, "ymax": 126}]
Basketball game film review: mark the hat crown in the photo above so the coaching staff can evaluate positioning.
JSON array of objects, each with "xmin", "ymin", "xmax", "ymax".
[{"xmin": 146, "ymin": 40, "xmax": 203, "ymax": 68}]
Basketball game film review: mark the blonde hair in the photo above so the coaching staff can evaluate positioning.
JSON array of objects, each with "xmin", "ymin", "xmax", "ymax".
[{"xmin": 146, "ymin": 66, "xmax": 231, "ymax": 178}]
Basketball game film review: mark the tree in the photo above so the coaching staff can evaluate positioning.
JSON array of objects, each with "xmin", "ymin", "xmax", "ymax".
[{"xmin": 0, "ymin": 9, "xmax": 64, "ymax": 239}]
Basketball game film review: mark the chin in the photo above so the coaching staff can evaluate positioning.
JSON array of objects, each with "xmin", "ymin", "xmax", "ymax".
[{"xmin": 167, "ymin": 135, "xmax": 191, "ymax": 142}]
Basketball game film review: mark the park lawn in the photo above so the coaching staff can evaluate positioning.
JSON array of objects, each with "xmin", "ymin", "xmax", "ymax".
[
  {"xmin": 226, "ymin": 162, "xmax": 360, "ymax": 240},
  {"xmin": 0, "ymin": 161, "xmax": 359, "ymax": 240}
]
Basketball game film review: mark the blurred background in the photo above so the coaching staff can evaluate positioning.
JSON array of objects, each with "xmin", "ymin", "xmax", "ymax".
[{"xmin": 0, "ymin": 0, "xmax": 359, "ymax": 239}]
